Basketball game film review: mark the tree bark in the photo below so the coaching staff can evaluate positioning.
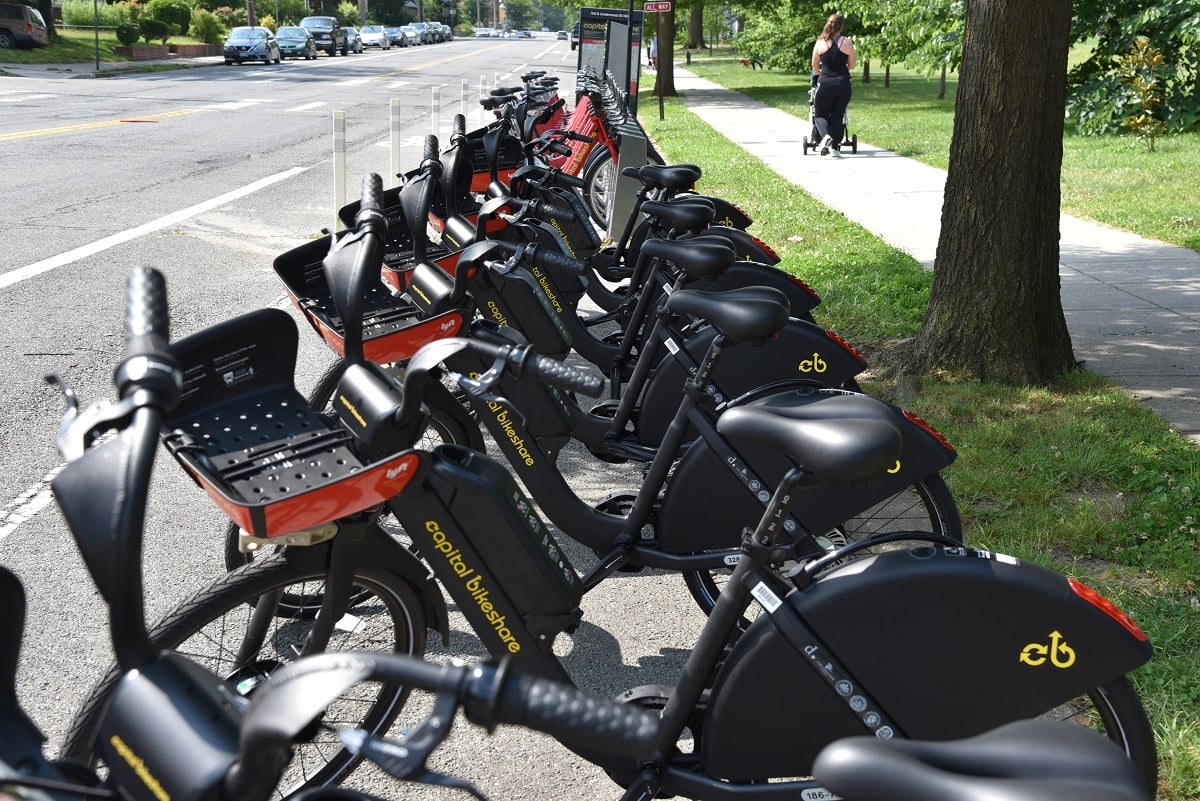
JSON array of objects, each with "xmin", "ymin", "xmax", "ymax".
[
  {"xmin": 862, "ymin": 59, "xmax": 870, "ymax": 83},
  {"xmin": 654, "ymin": 10, "xmax": 677, "ymax": 96},
  {"xmin": 685, "ymin": 3, "xmax": 703, "ymax": 50},
  {"xmin": 898, "ymin": 0, "xmax": 1075, "ymax": 384}
]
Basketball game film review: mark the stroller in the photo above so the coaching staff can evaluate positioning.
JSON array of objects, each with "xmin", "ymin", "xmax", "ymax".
[{"xmin": 801, "ymin": 83, "xmax": 858, "ymax": 155}]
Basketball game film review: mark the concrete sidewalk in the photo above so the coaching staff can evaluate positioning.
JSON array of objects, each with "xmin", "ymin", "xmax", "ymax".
[{"xmin": 673, "ymin": 69, "xmax": 1200, "ymax": 444}]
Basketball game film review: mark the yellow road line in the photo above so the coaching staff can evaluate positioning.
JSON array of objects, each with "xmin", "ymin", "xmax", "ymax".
[
  {"xmin": 0, "ymin": 108, "xmax": 201, "ymax": 142},
  {"xmin": 367, "ymin": 42, "xmax": 514, "ymax": 80}
]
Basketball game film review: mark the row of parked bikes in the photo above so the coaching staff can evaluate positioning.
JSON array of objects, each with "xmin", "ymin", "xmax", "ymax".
[{"xmin": 1, "ymin": 66, "xmax": 1158, "ymax": 801}]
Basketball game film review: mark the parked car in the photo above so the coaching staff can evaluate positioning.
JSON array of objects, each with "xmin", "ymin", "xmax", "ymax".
[
  {"xmin": 359, "ymin": 24, "xmax": 391, "ymax": 49},
  {"xmin": 439, "ymin": 23, "xmax": 453, "ymax": 40},
  {"xmin": 344, "ymin": 26, "xmax": 364, "ymax": 53},
  {"xmin": 0, "ymin": 2, "xmax": 49, "ymax": 49},
  {"xmin": 556, "ymin": 30, "xmax": 568, "ymax": 40},
  {"xmin": 223, "ymin": 26, "xmax": 281, "ymax": 65},
  {"xmin": 275, "ymin": 25, "xmax": 317, "ymax": 59},
  {"xmin": 413, "ymin": 21, "xmax": 437, "ymax": 44},
  {"xmin": 385, "ymin": 25, "xmax": 407, "ymax": 46},
  {"xmin": 399, "ymin": 25, "xmax": 421, "ymax": 46},
  {"xmin": 299, "ymin": 15, "xmax": 347, "ymax": 56},
  {"xmin": 569, "ymin": 21, "xmax": 579, "ymax": 49},
  {"xmin": 517, "ymin": 29, "xmax": 531, "ymax": 38}
]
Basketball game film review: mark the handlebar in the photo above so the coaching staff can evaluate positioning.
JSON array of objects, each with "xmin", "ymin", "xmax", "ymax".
[
  {"xmin": 463, "ymin": 338, "xmax": 604, "ymax": 398},
  {"xmin": 112, "ymin": 267, "xmax": 182, "ymax": 409}
]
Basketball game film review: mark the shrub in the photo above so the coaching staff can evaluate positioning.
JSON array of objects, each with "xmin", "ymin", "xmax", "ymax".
[
  {"xmin": 1118, "ymin": 36, "xmax": 1169, "ymax": 151},
  {"xmin": 139, "ymin": 16, "xmax": 170, "ymax": 42},
  {"xmin": 190, "ymin": 8, "xmax": 224, "ymax": 44},
  {"xmin": 115, "ymin": 21, "xmax": 141, "ymax": 45},
  {"xmin": 257, "ymin": 13, "xmax": 275, "ymax": 31},
  {"xmin": 145, "ymin": 0, "xmax": 191, "ymax": 36},
  {"xmin": 336, "ymin": 1, "xmax": 359, "ymax": 27}
]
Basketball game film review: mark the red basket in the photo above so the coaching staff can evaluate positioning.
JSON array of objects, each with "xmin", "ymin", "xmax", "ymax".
[{"xmin": 163, "ymin": 308, "xmax": 423, "ymax": 538}]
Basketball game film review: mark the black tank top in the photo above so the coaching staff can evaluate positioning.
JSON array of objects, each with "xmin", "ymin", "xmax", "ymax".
[{"xmin": 818, "ymin": 35, "xmax": 850, "ymax": 81}]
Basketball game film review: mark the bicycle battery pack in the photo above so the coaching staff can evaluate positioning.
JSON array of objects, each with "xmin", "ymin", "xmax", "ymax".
[
  {"xmin": 473, "ymin": 263, "xmax": 573, "ymax": 359},
  {"xmin": 98, "ymin": 653, "xmax": 240, "ymax": 801},
  {"xmin": 390, "ymin": 445, "xmax": 581, "ymax": 679},
  {"xmin": 700, "ymin": 547, "xmax": 1152, "ymax": 780}
]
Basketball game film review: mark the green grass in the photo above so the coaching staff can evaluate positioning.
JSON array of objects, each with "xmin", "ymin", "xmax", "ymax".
[
  {"xmin": 0, "ymin": 28, "xmax": 206, "ymax": 64},
  {"xmin": 675, "ymin": 51, "xmax": 1200, "ymax": 252},
  {"xmin": 639, "ymin": 92, "xmax": 1200, "ymax": 800}
]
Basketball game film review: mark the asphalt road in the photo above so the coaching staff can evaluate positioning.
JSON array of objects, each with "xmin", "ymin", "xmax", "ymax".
[{"xmin": 1, "ymin": 35, "xmax": 697, "ymax": 801}]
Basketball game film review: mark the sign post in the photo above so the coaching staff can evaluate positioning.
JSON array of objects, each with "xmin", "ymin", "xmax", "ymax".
[{"xmin": 644, "ymin": 1, "xmax": 670, "ymax": 120}]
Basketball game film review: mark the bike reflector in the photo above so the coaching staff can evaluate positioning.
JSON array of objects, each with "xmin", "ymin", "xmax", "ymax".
[{"xmin": 1069, "ymin": 577, "xmax": 1148, "ymax": 642}]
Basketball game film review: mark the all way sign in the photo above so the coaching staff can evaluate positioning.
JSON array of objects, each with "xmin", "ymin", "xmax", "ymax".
[{"xmin": 644, "ymin": 1, "xmax": 671, "ymax": 11}]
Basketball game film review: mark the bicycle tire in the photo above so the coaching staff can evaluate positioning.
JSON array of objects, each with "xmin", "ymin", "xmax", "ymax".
[
  {"xmin": 682, "ymin": 473, "xmax": 961, "ymax": 616},
  {"xmin": 60, "ymin": 556, "xmax": 427, "ymax": 799},
  {"xmin": 222, "ymin": 362, "xmax": 476, "ymax": 580},
  {"xmin": 582, "ymin": 145, "xmax": 616, "ymax": 225},
  {"xmin": 1041, "ymin": 676, "xmax": 1158, "ymax": 795}
]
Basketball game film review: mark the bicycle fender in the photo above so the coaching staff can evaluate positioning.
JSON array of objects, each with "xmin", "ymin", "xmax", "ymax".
[{"xmin": 701, "ymin": 548, "xmax": 1152, "ymax": 780}]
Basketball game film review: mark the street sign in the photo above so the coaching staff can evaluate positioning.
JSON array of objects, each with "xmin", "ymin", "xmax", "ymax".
[{"xmin": 644, "ymin": 1, "xmax": 671, "ymax": 11}]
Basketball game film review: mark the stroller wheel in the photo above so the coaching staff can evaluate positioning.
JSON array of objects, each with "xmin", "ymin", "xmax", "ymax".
[
  {"xmin": 803, "ymin": 136, "xmax": 811, "ymax": 155},
  {"xmin": 851, "ymin": 134, "xmax": 858, "ymax": 154}
]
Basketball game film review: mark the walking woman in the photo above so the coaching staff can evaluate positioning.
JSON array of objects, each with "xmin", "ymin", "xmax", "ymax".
[{"xmin": 811, "ymin": 13, "xmax": 856, "ymax": 157}]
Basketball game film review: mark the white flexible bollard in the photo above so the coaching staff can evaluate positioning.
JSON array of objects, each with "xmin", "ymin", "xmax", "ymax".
[{"xmin": 333, "ymin": 110, "xmax": 346, "ymax": 230}]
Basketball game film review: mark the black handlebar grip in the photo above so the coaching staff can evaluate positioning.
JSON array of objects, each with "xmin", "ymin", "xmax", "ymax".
[
  {"xmin": 528, "ymin": 243, "xmax": 589, "ymax": 277},
  {"xmin": 497, "ymin": 673, "xmax": 658, "ymax": 759},
  {"xmin": 124, "ymin": 266, "xmax": 170, "ymax": 360},
  {"xmin": 526, "ymin": 353, "xmax": 604, "ymax": 398},
  {"xmin": 115, "ymin": 267, "xmax": 181, "ymax": 406},
  {"xmin": 423, "ymin": 134, "xmax": 440, "ymax": 164},
  {"xmin": 453, "ymin": 114, "xmax": 466, "ymax": 136},
  {"xmin": 359, "ymin": 173, "xmax": 385, "ymax": 216},
  {"xmin": 549, "ymin": 170, "xmax": 586, "ymax": 190},
  {"xmin": 547, "ymin": 141, "xmax": 571, "ymax": 157},
  {"xmin": 536, "ymin": 200, "xmax": 579, "ymax": 221},
  {"xmin": 491, "ymin": 85, "xmax": 523, "ymax": 96}
]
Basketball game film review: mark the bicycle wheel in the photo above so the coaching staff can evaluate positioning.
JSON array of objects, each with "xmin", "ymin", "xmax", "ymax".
[
  {"xmin": 582, "ymin": 145, "xmax": 616, "ymax": 225},
  {"xmin": 1040, "ymin": 677, "xmax": 1157, "ymax": 795},
  {"xmin": 222, "ymin": 362, "xmax": 477, "ymax": 578},
  {"xmin": 60, "ymin": 556, "xmax": 427, "ymax": 798},
  {"xmin": 682, "ymin": 473, "xmax": 961, "ymax": 616}
]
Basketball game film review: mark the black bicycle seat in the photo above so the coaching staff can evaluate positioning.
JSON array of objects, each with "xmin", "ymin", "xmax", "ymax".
[
  {"xmin": 664, "ymin": 286, "xmax": 789, "ymax": 345},
  {"xmin": 636, "ymin": 163, "xmax": 702, "ymax": 191},
  {"xmin": 642, "ymin": 199, "xmax": 714, "ymax": 234},
  {"xmin": 717, "ymin": 394, "xmax": 901, "ymax": 485},
  {"xmin": 812, "ymin": 719, "xmax": 1149, "ymax": 801},
  {"xmin": 640, "ymin": 237, "xmax": 734, "ymax": 280}
]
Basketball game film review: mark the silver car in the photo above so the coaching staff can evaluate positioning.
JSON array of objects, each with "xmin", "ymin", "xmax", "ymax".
[{"xmin": 359, "ymin": 24, "xmax": 391, "ymax": 49}]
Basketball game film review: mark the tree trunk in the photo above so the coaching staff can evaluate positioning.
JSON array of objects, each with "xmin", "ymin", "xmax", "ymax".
[
  {"xmin": 861, "ymin": 59, "xmax": 870, "ymax": 83},
  {"xmin": 937, "ymin": 62, "xmax": 947, "ymax": 99},
  {"xmin": 685, "ymin": 4, "xmax": 703, "ymax": 50},
  {"xmin": 899, "ymin": 0, "xmax": 1075, "ymax": 384},
  {"xmin": 885, "ymin": 63, "xmax": 891, "ymax": 87},
  {"xmin": 654, "ymin": 10, "xmax": 677, "ymax": 96}
]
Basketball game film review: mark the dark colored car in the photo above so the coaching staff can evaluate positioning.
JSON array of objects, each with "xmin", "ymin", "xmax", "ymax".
[
  {"xmin": 344, "ymin": 26, "xmax": 364, "ymax": 53},
  {"xmin": 0, "ymin": 2, "xmax": 49, "ymax": 48},
  {"xmin": 299, "ymin": 15, "xmax": 347, "ymax": 56},
  {"xmin": 391, "ymin": 26, "xmax": 415, "ymax": 46},
  {"xmin": 275, "ymin": 26, "xmax": 317, "ymax": 60},
  {"xmin": 223, "ymin": 26, "xmax": 281, "ymax": 65}
]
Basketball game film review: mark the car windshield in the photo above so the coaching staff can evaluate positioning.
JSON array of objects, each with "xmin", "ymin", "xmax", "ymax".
[
  {"xmin": 229, "ymin": 28, "xmax": 267, "ymax": 40},
  {"xmin": 362, "ymin": 26, "xmax": 382, "ymax": 33},
  {"xmin": 277, "ymin": 27, "xmax": 305, "ymax": 37},
  {"xmin": 301, "ymin": 17, "xmax": 335, "ymax": 28}
]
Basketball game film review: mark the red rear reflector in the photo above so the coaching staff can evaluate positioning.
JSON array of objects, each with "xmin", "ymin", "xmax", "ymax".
[
  {"xmin": 901, "ymin": 408, "xmax": 956, "ymax": 452},
  {"xmin": 751, "ymin": 236, "xmax": 779, "ymax": 262},
  {"xmin": 1069, "ymin": 578, "xmax": 1148, "ymax": 642},
  {"xmin": 824, "ymin": 330, "xmax": 865, "ymax": 363},
  {"xmin": 785, "ymin": 273, "xmax": 822, "ymax": 302}
]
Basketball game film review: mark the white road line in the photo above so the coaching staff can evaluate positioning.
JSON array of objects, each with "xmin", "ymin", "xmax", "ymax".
[
  {"xmin": 0, "ymin": 468, "xmax": 61, "ymax": 543},
  {"xmin": 0, "ymin": 94, "xmax": 53, "ymax": 102},
  {"xmin": 0, "ymin": 166, "xmax": 310, "ymax": 292},
  {"xmin": 335, "ymin": 78, "xmax": 369, "ymax": 86},
  {"xmin": 289, "ymin": 101, "xmax": 327, "ymax": 112}
]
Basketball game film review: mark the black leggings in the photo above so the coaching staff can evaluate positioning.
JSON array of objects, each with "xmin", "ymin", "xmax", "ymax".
[{"xmin": 814, "ymin": 77, "xmax": 851, "ymax": 146}]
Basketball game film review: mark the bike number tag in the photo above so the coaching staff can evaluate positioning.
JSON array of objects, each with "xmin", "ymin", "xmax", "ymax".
[{"xmin": 750, "ymin": 581, "xmax": 782, "ymax": 614}]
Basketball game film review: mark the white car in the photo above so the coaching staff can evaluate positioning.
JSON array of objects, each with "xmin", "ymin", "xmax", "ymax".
[{"xmin": 359, "ymin": 24, "xmax": 391, "ymax": 49}]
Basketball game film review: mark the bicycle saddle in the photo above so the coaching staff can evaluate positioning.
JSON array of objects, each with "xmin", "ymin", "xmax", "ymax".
[
  {"xmin": 716, "ymin": 394, "xmax": 901, "ymax": 485},
  {"xmin": 812, "ymin": 719, "xmax": 1149, "ymax": 801},
  {"xmin": 635, "ymin": 163, "xmax": 702, "ymax": 192},
  {"xmin": 664, "ymin": 286, "xmax": 789, "ymax": 345},
  {"xmin": 642, "ymin": 199, "xmax": 714, "ymax": 234},
  {"xmin": 640, "ymin": 237, "xmax": 734, "ymax": 280}
]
